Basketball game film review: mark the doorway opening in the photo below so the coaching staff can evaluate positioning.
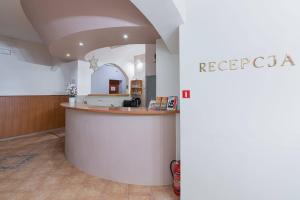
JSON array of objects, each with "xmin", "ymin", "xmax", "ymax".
[{"xmin": 109, "ymin": 80, "xmax": 121, "ymax": 94}]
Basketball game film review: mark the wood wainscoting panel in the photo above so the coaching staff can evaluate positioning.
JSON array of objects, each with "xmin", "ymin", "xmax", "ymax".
[{"xmin": 0, "ymin": 95, "xmax": 68, "ymax": 139}]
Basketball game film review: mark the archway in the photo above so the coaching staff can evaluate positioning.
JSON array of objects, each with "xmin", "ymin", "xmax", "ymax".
[{"xmin": 91, "ymin": 63, "xmax": 129, "ymax": 94}]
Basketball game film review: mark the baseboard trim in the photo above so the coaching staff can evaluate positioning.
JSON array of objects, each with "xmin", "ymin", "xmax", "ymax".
[{"xmin": 0, "ymin": 128, "xmax": 65, "ymax": 142}]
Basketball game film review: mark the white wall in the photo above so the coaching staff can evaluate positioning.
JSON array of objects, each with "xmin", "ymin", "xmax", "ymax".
[
  {"xmin": 173, "ymin": 0, "xmax": 186, "ymax": 21},
  {"xmin": 156, "ymin": 39, "xmax": 179, "ymax": 97},
  {"xmin": 130, "ymin": 0, "xmax": 183, "ymax": 54},
  {"xmin": 0, "ymin": 56, "xmax": 75, "ymax": 95},
  {"xmin": 134, "ymin": 54, "xmax": 146, "ymax": 81},
  {"xmin": 156, "ymin": 39, "xmax": 180, "ymax": 159},
  {"xmin": 180, "ymin": 0, "xmax": 300, "ymax": 199},
  {"xmin": 0, "ymin": 35, "xmax": 52, "ymax": 66},
  {"xmin": 145, "ymin": 44, "xmax": 156, "ymax": 76},
  {"xmin": 0, "ymin": 36, "xmax": 76, "ymax": 95},
  {"xmin": 77, "ymin": 60, "xmax": 92, "ymax": 96},
  {"xmin": 134, "ymin": 54, "xmax": 146, "ymax": 106}
]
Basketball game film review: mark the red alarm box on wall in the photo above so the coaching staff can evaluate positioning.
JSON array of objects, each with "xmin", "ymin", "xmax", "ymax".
[{"xmin": 182, "ymin": 90, "xmax": 190, "ymax": 98}]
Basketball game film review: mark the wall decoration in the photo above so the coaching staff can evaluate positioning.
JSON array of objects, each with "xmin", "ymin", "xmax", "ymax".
[{"xmin": 89, "ymin": 56, "xmax": 99, "ymax": 72}]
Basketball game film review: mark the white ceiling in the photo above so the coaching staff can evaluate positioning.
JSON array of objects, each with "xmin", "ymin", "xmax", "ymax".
[
  {"xmin": 130, "ymin": 0, "xmax": 184, "ymax": 54},
  {"xmin": 0, "ymin": 0, "xmax": 42, "ymax": 43},
  {"xmin": 20, "ymin": 0, "xmax": 159, "ymax": 60}
]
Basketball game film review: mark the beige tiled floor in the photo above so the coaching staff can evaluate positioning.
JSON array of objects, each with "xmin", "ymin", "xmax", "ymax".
[{"xmin": 0, "ymin": 131, "xmax": 179, "ymax": 200}]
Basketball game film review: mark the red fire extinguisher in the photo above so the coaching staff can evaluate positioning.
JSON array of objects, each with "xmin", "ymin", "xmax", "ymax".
[{"xmin": 170, "ymin": 160, "xmax": 180, "ymax": 196}]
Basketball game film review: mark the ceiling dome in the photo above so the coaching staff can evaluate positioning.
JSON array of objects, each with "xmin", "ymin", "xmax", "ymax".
[{"xmin": 21, "ymin": 0, "xmax": 160, "ymax": 60}]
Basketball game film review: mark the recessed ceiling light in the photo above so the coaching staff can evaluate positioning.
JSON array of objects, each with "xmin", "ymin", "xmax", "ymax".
[
  {"xmin": 66, "ymin": 53, "xmax": 71, "ymax": 57},
  {"xmin": 79, "ymin": 42, "xmax": 84, "ymax": 46},
  {"xmin": 123, "ymin": 34, "xmax": 128, "ymax": 39}
]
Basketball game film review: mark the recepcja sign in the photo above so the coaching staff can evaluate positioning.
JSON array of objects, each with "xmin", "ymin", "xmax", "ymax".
[{"xmin": 199, "ymin": 54, "xmax": 295, "ymax": 72}]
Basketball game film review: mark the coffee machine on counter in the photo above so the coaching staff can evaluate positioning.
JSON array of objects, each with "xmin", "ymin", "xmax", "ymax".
[{"xmin": 123, "ymin": 97, "xmax": 141, "ymax": 107}]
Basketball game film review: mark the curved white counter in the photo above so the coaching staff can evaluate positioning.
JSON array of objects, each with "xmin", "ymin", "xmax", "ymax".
[{"xmin": 61, "ymin": 103, "xmax": 177, "ymax": 186}]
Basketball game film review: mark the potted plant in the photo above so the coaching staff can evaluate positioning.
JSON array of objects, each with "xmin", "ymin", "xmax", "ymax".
[{"xmin": 66, "ymin": 83, "xmax": 77, "ymax": 105}]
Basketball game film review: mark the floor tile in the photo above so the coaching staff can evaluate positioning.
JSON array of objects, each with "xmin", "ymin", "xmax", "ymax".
[
  {"xmin": 0, "ymin": 132, "xmax": 179, "ymax": 200},
  {"xmin": 104, "ymin": 181, "xmax": 129, "ymax": 195},
  {"xmin": 129, "ymin": 194, "xmax": 153, "ymax": 200},
  {"xmin": 129, "ymin": 184, "xmax": 152, "ymax": 195},
  {"xmin": 0, "ymin": 178, "xmax": 23, "ymax": 192}
]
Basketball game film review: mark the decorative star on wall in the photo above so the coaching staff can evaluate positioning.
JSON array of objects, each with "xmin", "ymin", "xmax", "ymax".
[{"xmin": 89, "ymin": 56, "xmax": 99, "ymax": 72}]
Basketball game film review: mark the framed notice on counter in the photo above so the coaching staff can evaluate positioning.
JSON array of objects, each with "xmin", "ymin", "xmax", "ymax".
[{"xmin": 167, "ymin": 96, "xmax": 178, "ymax": 111}]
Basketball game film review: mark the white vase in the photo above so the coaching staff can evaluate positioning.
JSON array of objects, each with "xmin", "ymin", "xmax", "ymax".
[{"xmin": 69, "ymin": 97, "xmax": 76, "ymax": 106}]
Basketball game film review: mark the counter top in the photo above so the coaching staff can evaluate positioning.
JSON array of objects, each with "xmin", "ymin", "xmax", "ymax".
[
  {"xmin": 61, "ymin": 103, "xmax": 179, "ymax": 115},
  {"xmin": 88, "ymin": 94, "xmax": 130, "ymax": 97}
]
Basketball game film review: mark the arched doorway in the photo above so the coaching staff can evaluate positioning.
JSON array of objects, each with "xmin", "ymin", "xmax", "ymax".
[{"xmin": 91, "ymin": 63, "xmax": 129, "ymax": 94}]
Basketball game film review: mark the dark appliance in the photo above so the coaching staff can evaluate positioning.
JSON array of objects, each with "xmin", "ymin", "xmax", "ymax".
[{"xmin": 123, "ymin": 97, "xmax": 141, "ymax": 107}]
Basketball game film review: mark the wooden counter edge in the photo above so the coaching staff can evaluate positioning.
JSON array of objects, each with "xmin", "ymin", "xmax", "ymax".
[
  {"xmin": 88, "ymin": 94, "xmax": 130, "ymax": 97},
  {"xmin": 60, "ymin": 103, "xmax": 179, "ymax": 116}
]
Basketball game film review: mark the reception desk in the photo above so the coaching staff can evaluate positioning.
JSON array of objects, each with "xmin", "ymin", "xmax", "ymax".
[{"xmin": 61, "ymin": 103, "xmax": 177, "ymax": 186}]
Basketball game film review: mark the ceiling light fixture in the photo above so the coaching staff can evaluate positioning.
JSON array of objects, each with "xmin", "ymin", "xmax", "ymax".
[
  {"xmin": 123, "ymin": 34, "xmax": 128, "ymax": 39},
  {"xmin": 66, "ymin": 53, "xmax": 71, "ymax": 57},
  {"xmin": 79, "ymin": 42, "xmax": 84, "ymax": 46}
]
